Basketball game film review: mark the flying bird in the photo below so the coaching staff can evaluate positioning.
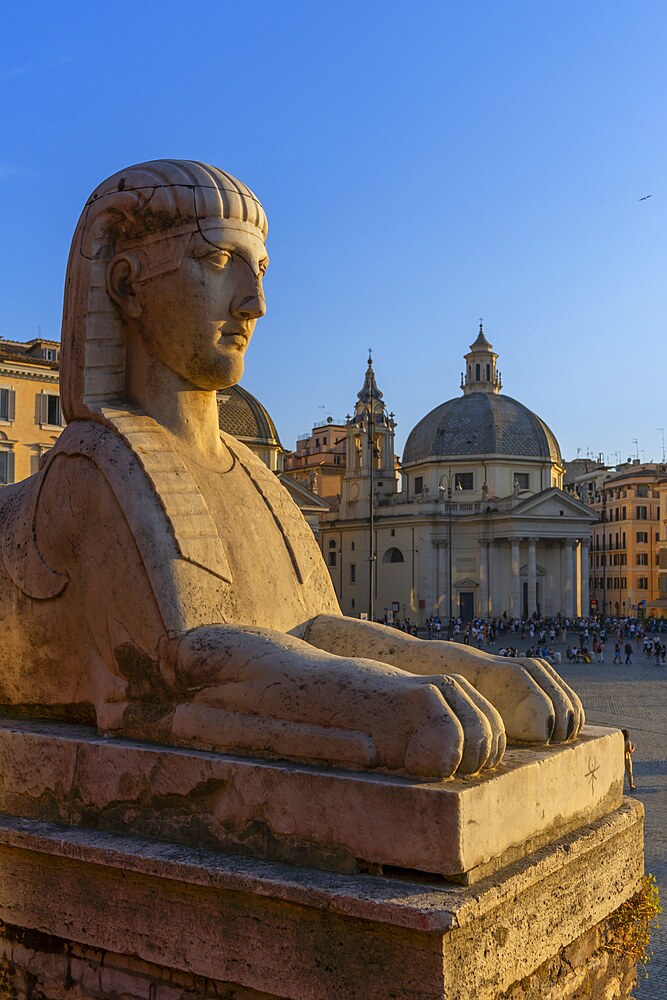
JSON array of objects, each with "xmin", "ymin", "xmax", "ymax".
[{"xmin": 639, "ymin": 194, "xmax": 653, "ymax": 201}]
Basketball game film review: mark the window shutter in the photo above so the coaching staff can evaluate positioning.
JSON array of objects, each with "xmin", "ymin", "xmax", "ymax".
[
  {"xmin": 40, "ymin": 392, "xmax": 48, "ymax": 425},
  {"xmin": 7, "ymin": 389, "xmax": 15, "ymax": 422},
  {"xmin": 7, "ymin": 451, "xmax": 14, "ymax": 484}
]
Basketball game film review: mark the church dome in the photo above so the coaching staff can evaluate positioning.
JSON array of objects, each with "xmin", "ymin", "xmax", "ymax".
[
  {"xmin": 217, "ymin": 385, "xmax": 283, "ymax": 448},
  {"xmin": 402, "ymin": 392, "xmax": 562, "ymax": 465},
  {"xmin": 402, "ymin": 325, "xmax": 562, "ymax": 466}
]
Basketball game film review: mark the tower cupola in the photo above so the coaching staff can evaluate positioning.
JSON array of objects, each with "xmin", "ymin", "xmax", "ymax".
[{"xmin": 461, "ymin": 322, "xmax": 502, "ymax": 395}]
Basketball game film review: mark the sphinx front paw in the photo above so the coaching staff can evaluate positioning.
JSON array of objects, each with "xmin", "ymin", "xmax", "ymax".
[{"xmin": 472, "ymin": 658, "xmax": 584, "ymax": 745}]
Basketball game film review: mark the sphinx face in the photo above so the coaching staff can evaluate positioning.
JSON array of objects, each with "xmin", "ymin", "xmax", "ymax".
[{"xmin": 132, "ymin": 222, "xmax": 269, "ymax": 391}]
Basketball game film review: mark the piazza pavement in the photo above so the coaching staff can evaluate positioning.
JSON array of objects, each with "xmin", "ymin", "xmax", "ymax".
[{"xmin": 480, "ymin": 634, "xmax": 667, "ymax": 998}]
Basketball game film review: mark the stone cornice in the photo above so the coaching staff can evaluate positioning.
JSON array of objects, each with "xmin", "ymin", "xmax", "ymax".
[{"xmin": 0, "ymin": 364, "xmax": 59, "ymax": 384}]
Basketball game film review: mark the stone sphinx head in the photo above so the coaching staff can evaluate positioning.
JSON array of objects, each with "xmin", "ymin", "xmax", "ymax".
[{"xmin": 60, "ymin": 160, "xmax": 269, "ymax": 423}]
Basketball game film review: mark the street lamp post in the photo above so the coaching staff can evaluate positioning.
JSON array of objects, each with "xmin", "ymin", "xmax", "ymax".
[
  {"xmin": 368, "ymin": 401, "xmax": 375, "ymax": 621},
  {"xmin": 602, "ymin": 483, "xmax": 608, "ymax": 621}
]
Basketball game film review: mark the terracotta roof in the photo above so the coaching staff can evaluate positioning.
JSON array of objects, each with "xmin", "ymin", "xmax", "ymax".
[{"xmin": 0, "ymin": 348, "xmax": 59, "ymax": 369}]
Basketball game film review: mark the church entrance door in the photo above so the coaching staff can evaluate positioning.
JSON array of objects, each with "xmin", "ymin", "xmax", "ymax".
[{"xmin": 459, "ymin": 592, "xmax": 475, "ymax": 621}]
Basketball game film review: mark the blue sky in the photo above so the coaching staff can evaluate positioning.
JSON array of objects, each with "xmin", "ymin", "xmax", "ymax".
[{"xmin": 1, "ymin": 1, "xmax": 666, "ymax": 464}]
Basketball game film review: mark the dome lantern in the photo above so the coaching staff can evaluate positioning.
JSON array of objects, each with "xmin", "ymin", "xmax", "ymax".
[{"xmin": 461, "ymin": 321, "xmax": 502, "ymax": 395}]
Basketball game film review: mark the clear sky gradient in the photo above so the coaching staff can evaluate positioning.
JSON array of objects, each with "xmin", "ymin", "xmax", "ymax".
[{"xmin": 2, "ymin": 1, "xmax": 666, "ymax": 464}]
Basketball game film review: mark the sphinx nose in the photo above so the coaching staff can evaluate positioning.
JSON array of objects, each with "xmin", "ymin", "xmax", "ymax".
[
  {"xmin": 233, "ymin": 292, "xmax": 266, "ymax": 319},
  {"xmin": 231, "ymin": 276, "xmax": 266, "ymax": 320}
]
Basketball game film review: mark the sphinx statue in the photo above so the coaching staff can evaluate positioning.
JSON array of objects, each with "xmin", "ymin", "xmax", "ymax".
[{"xmin": 0, "ymin": 160, "xmax": 583, "ymax": 781}]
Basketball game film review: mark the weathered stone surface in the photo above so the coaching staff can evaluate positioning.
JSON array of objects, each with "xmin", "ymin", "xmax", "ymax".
[
  {"xmin": 497, "ymin": 920, "xmax": 637, "ymax": 999},
  {"xmin": 0, "ymin": 913, "xmax": 639, "ymax": 1000},
  {"xmin": 0, "ymin": 717, "xmax": 623, "ymax": 879},
  {"xmin": 0, "ymin": 800, "xmax": 643, "ymax": 999}
]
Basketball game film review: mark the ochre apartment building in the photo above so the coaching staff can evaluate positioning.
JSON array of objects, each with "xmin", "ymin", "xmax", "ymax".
[
  {"xmin": 584, "ymin": 462, "xmax": 666, "ymax": 617},
  {"xmin": 0, "ymin": 338, "xmax": 64, "ymax": 485}
]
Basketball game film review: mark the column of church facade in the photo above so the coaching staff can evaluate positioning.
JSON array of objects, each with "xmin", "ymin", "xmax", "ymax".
[
  {"xmin": 580, "ymin": 540, "xmax": 589, "ymax": 618},
  {"xmin": 435, "ymin": 539, "xmax": 448, "ymax": 621},
  {"xmin": 527, "ymin": 538, "xmax": 537, "ymax": 617},
  {"xmin": 543, "ymin": 547, "xmax": 555, "ymax": 617},
  {"xmin": 490, "ymin": 540, "xmax": 501, "ymax": 617},
  {"xmin": 478, "ymin": 540, "xmax": 489, "ymax": 618},
  {"xmin": 561, "ymin": 540, "xmax": 576, "ymax": 618},
  {"xmin": 510, "ymin": 537, "xmax": 522, "ymax": 618}
]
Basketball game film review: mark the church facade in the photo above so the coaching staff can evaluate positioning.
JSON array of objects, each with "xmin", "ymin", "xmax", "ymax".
[{"xmin": 320, "ymin": 327, "xmax": 597, "ymax": 622}]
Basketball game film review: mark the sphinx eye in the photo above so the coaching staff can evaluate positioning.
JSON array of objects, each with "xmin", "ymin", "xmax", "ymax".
[{"xmin": 203, "ymin": 249, "xmax": 232, "ymax": 269}]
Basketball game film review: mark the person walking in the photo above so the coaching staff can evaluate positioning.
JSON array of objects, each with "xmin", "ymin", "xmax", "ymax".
[
  {"xmin": 597, "ymin": 640, "xmax": 605, "ymax": 664},
  {"xmin": 624, "ymin": 642, "xmax": 633, "ymax": 665},
  {"xmin": 613, "ymin": 641, "xmax": 622, "ymax": 664},
  {"xmin": 622, "ymin": 729, "xmax": 636, "ymax": 791}
]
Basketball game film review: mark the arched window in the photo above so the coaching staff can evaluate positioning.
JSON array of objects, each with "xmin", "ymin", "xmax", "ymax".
[
  {"xmin": 475, "ymin": 363, "xmax": 480, "ymax": 381},
  {"xmin": 383, "ymin": 547, "xmax": 405, "ymax": 563},
  {"xmin": 329, "ymin": 540, "xmax": 336, "ymax": 548},
  {"xmin": 486, "ymin": 363, "xmax": 490, "ymax": 381}
]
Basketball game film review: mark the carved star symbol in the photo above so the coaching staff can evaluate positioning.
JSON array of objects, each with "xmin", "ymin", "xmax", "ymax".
[{"xmin": 585, "ymin": 756, "xmax": 600, "ymax": 793}]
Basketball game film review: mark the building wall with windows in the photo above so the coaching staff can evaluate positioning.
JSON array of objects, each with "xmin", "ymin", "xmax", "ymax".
[
  {"xmin": 0, "ymin": 338, "xmax": 63, "ymax": 486},
  {"xmin": 656, "ymin": 478, "xmax": 667, "ymax": 615},
  {"xmin": 583, "ymin": 463, "xmax": 666, "ymax": 617},
  {"xmin": 283, "ymin": 419, "xmax": 348, "ymax": 498}
]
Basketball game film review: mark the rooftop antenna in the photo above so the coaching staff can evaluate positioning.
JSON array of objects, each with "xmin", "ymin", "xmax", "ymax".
[
  {"xmin": 658, "ymin": 428, "xmax": 666, "ymax": 463},
  {"xmin": 576, "ymin": 447, "xmax": 582, "ymax": 459},
  {"xmin": 632, "ymin": 438, "xmax": 639, "ymax": 461},
  {"xmin": 37, "ymin": 324, "xmax": 42, "ymax": 337}
]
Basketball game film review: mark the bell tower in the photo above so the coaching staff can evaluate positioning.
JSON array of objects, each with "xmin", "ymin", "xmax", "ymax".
[
  {"xmin": 461, "ymin": 322, "xmax": 502, "ymax": 395},
  {"xmin": 341, "ymin": 354, "xmax": 397, "ymax": 515}
]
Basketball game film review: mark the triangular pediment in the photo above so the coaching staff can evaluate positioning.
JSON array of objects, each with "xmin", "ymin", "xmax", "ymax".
[
  {"xmin": 454, "ymin": 577, "xmax": 478, "ymax": 589},
  {"xmin": 278, "ymin": 473, "xmax": 331, "ymax": 511},
  {"xmin": 511, "ymin": 487, "xmax": 597, "ymax": 521}
]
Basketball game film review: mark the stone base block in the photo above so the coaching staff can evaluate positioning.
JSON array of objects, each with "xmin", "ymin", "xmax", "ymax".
[
  {"xmin": 0, "ymin": 911, "xmax": 640, "ymax": 1000},
  {"xmin": 0, "ymin": 799, "xmax": 644, "ymax": 999},
  {"xmin": 0, "ymin": 717, "xmax": 624, "ymax": 880}
]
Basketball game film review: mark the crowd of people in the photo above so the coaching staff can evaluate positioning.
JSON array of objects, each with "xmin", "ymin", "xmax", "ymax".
[{"xmin": 378, "ymin": 612, "xmax": 667, "ymax": 667}]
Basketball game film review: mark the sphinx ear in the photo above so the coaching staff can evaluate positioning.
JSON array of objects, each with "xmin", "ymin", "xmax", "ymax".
[{"xmin": 107, "ymin": 253, "xmax": 142, "ymax": 319}]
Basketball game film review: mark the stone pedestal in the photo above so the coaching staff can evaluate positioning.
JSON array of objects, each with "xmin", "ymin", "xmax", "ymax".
[
  {"xmin": 0, "ymin": 717, "xmax": 624, "ymax": 882},
  {"xmin": 0, "ymin": 803, "xmax": 643, "ymax": 999},
  {"xmin": 0, "ymin": 715, "xmax": 644, "ymax": 999}
]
